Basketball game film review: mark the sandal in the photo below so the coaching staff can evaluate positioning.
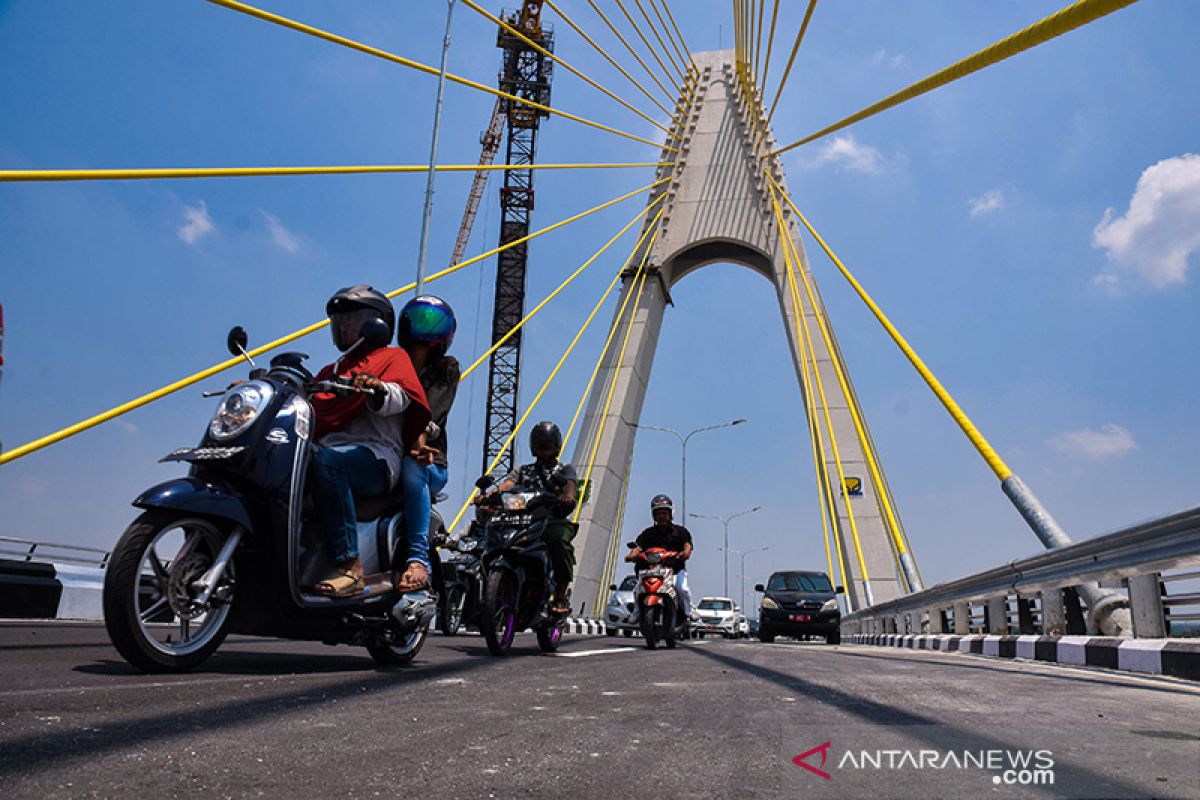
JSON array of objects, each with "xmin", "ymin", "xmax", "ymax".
[
  {"xmin": 395, "ymin": 561, "xmax": 430, "ymax": 593},
  {"xmin": 549, "ymin": 587, "xmax": 571, "ymax": 616},
  {"xmin": 314, "ymin": 567, "xmax": 365, "ymax": 598}
]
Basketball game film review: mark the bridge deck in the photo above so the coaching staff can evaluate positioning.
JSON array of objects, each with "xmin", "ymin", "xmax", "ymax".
[{"xmin": 1, "ymin": 622, "xmax": 1197, "ymax": 798}]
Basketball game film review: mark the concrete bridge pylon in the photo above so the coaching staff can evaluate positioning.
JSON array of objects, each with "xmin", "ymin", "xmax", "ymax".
[{"xmin": 569, "ymin": 50, "xmax": 914, "ymax": 616}]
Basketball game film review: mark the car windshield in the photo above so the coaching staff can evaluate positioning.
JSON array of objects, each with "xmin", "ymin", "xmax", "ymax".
[
  {"xmin": 698, "ymin": 599, "xmax": 733, "ymax": 610},
  {"xmin": 767, "ymin": 573, "xmax": 833, "ymax": 592},
  {"xmin": 618, "ymin": 576, "xmax": 638, "ymax": 591}
]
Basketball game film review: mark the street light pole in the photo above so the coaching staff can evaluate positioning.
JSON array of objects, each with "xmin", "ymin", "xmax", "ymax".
[
  {"xmin": 692, "ymin": 505, "xmax": 761, "ymax": 598},
  {"xmin": 739, "ymin": 546, "xmax": 769, "ymax": 615},
  {"xmin": 415, "ymin": 0, "xmax": 456, "ymax": 296},
  {"xmin": 634, "ymin": 418, "xmax": 746, "ymax": 522}
]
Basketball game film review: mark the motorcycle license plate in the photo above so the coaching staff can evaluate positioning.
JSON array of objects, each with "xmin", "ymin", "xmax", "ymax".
[{"xmin": 789, "ymin": 614, "xmax": 812, "ymax": 622}]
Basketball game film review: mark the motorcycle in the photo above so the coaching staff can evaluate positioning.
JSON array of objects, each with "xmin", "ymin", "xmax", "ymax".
[
  {"xmin": 629, "ymin": 545, "xmax": 689, "ymax": 650},
  {"xmin": 102, "ymin": 321, "xmax": 442, "ymax": 673},
  {"xmin": 473, "ymin": 477, "xmax": 569, "ymax": 656},
  {"xmin": 434, "ymin": 526, "xmax": 484, "ymax": 636}
]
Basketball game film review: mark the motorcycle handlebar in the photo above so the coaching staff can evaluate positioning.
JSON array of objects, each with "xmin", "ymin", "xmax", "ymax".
[{"xmin": 310, "ymin": 378, "xmax": 384, "ymax": 398}]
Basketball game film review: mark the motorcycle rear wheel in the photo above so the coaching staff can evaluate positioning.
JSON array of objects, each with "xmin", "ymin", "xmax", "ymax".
[
  {"xmin": 481, "ymin": 569, "xmax": 518, "ymax": 656},
  {"xmin": 103, "ymin": 511, "xmax": 237, "ymax": 673},
  {"xmin": 367, "ymin": 623, "xmax": 428, "ymax": 665},
  {"xmin": 535, "ymin": 620, "xmax": 563, "ymax": 653}
]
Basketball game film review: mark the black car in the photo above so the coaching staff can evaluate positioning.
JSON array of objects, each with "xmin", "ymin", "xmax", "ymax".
[{"xmin": 755, "ymin": 571, "xmax": 841, "ymax": 644}]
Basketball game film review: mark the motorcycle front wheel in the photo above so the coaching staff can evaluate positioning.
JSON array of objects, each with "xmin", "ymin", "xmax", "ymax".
[
  {"xmin": 103, "ymin": 511, "xmax": 238, "ymax": 673},
  {"xmin": 535, "ymin": 619, "xmax": 563, "ymax": 653},
  {"xmin": 663, "ymin": 597, "xmax": 678, "ymax": 649},
  {"xmin": 639, "ymin": 600, "xmax": 660, "ymax": 650},
  {"xmin": 439, "ymin": 585, "xmax": 466, "ymax": 636},
  {"xmin": 481, "ymin": 569, "xmax": 519, "ymax": 656}
]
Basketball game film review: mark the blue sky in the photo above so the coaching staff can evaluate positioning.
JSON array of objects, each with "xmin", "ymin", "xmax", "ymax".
[{"xmin": 2, "ymin": 0, "xmax": 1198, "ymax": 607}]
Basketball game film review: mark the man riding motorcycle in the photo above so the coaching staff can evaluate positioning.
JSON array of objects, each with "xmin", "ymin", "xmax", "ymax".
[
  {"xmin": 308, "ymin": 285, "xmax": 430, "ymax": 597},
  {"xmin": 627, "ymin": 494, "xmax": 694, "ymax": 618}
]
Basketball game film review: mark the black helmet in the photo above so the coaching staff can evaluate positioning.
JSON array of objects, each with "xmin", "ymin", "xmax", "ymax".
[
  {"xmin": 650, "ymin": 494, "xmax": 674, "ymax": 515},
  {"xmin": 529, "ymin": 421, "xmax": 562, "ymax": 455},
  {"xmin": 397, "ymin": 295, "xmax": 456, "ymax": 352},
  {"xmin": 326, "ymin": 284, "xmax": 395, "ymax": 353}
]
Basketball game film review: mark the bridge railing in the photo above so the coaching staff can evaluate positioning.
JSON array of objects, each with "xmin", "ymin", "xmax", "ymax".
[
  {"xmin": 841, "ymin": 505, "xmax": 1200, "ymax": 639},
  {"xmin": 0, "ymin": 536, "xmax": 110, "ymax": 569}
]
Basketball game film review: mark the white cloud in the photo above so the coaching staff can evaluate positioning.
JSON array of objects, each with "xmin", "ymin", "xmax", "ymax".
[
  {"xmin": 116, "ymin": 419, "xmax": 139, "ymax": 436},
  {"xmin": 810, "ymin": 134, "xmax": 884, "ymax": 175},
  {"xmin": 177, "ymin": 201, "xmax": 214, "ymax": 245},
  {"xmin": 1049, "ymin": 424, "xmax": 1137, "ymax": 460},
  {"xmin": 872, "ymin": 49, "xmax": 906, "ymax": 70},
  {"xmin": 1092, "ymin": 153, "xmax": 1200, "ymax": 289},
  {"xmin": 262, "ymin": 210, "xmax": 303, "ymax": 254},
  {"xmin": 968, "ymin": 188, "xmax": 1007, "ymax": 218}
]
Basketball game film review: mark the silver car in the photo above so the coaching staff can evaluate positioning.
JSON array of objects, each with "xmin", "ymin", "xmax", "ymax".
[
  {"xmin": 604, "ymin": 575, "xmax": 639, "ymax": 637},
  {"xmin": 694, "ymin": 597, "xmax": 740, "ymax": 638}
]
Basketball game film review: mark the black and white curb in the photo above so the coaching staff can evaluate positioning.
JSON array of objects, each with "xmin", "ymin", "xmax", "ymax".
[
  {"xmin": 845, "ymin": 633, "xmax": 1200, "ymax": 681},
  {"xmin": 0, "ymin": 559, "xmax": 105, "ymax": 620},
  {"xmin": 565, "ymin": 618, "xmax": 606, "ymax": 635}
]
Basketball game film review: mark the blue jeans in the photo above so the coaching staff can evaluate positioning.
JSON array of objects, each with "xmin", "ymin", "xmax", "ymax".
[
  {"xmin": 401, "ymin": 457, "xmax": 448, "ymax": 569},
  {"xmin": 309, "ymin": 445, "xmax": 390, "ymax": 565}
]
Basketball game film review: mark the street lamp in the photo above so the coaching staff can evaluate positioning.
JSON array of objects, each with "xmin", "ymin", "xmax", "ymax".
[
  {"xmin": 736, "ymin": 546, "xmax": 770, "ymax": 615},
  {"xmin": 691, "ymin": 505, "xmax": 761, "ymax": 597},
  {"xmin": 633, "ymin": 418, "xmax": 746, "ymax": 521}
]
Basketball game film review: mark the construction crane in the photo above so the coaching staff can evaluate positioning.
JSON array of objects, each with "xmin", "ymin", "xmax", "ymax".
[
  {"xmin": 482, "ymin": 0, "xmax": 553, "ymax": 476},
  {"xmin": 448, "ymin": 98, "xmax": 505, "ymax": 266}
]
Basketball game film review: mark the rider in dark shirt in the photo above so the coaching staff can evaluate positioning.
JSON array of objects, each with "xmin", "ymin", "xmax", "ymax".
[{"xmin": 627, "ymin": 494, "xmax": 694, "ymax": 616}]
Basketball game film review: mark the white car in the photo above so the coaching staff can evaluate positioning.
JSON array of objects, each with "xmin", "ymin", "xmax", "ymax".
[
  {"xmin": 604, "ymin": 575, "xmax": 639, "ymax": 637},
  {"xmin": 694, "ymin": 597, "xmax": 739, "ymax": 638}
]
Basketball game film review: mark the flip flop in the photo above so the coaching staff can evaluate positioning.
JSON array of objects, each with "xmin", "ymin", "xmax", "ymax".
[
  {"xmin": 395, "ymin": 562, "xmax": 430, "ymax": 593},
  {"xmin": 314, "ymin": 568, "xmax": 365, "ymax": 598}
]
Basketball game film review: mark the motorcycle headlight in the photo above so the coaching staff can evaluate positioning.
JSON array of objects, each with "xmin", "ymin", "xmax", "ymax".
[
  {"xmin": 210, "ymin": 381, "xmax": 273, "ymax": 441},
  {"xmin": 502, "ymin": 494, "xmax": 527, "ymax": 511},
  {"xmin": 762, "ymin": 597, "xmax": 780, "ymax": 610},
  {"xmin": 821, "ymin": 598, "xmax": 838, "ymax": 613}
]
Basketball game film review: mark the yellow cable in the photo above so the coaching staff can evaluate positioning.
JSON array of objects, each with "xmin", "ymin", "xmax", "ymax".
[
  {"xmin": 586, "ymin": 0, "xmax": 676, "ymax": 106},
  {"xmin": 768, "ymin": 193, "xmax": 850, "ymax": 603},
  {"xmin": 0, "ymin": 179, "xmax": 667, "ymax": 466},
  {"xmin": 753, "ymin": 0, "xmax": 765, "ymax": 88},
  {"xmin": 770, "ymin": 181, "xmax": 1013, "ymax": 481},
  {"xmin": 769, "ymin": 182, "xmax": 908, "ymax": 559},
  {"xmin": 759, "ymin": 0, "xmax": 781, "ymax": 99},
  {"xmin": 632, "ymin": 0, "xmax": 687, "ymax": 86},
  {"xmin": 760, "ymin": 0, "xmax": 817, "ymax": 148},
  {"xmin": 595, "ymin": 454, "xmax": 636, "ymax": 612},
  {"xmin": 559, "ymin": 215, "xmax": 663, "ymax": 456},
  {"xmin": 657, "ymin": 0, "xmax": 696, "ymax": 75},
  {"xmin": 572, "ymin": 259, "xmax": 656, "ymax": 525},
  {"xmin": 0, "ymin": 162, "xmax": 668, "ymax": 183},
  {"xmin": 461, "ymin": 0, "xmax": 672, "ymax": 139},
  {"xmin": 204, "ymin": 0, "xmax": 674, "ymax": 153},
  {"xmin": 461, "ymin": 194, "xmax": 666, "ymax": 381},
  {"xmin": 446, "ymin": 210, "xmax": 664, "ymax": 533},
  {"xmin": 647, "ymin": 0, "xmax": 694, "ymax": 78},
  {"xmin": 772, "ymin": 0, "xmax": 1138, "ymax": 156},
  {"xmin": 612, "ymin": 0, "xmax": 683, "ymax": 97},
  {"xmin": 769, "ymin": 192, "xmax": 873, "ymax": 596},
  {"xmin": 545, "ymin": 0, "xmax": 683, "ymax": 127}
]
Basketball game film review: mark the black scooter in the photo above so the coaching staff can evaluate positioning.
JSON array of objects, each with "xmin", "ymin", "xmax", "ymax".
[
  {"xmin": 103, "ymin": 321, "xmax": 443, "ymax": 672},
  {"xmin": 434, "ymin": 527, "xmax": 484, "ymax": 635},
  {"xmin": 473, "ymin": 477, "xmax": 569, "ymax": 656}
]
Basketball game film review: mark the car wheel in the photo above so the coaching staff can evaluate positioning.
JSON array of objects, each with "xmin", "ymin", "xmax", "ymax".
[
  {"xmin": 622, "ymin": 629, "xmax": 633, "ymax": 638},
  {"xmin": 606, "ymin": 627, "xmax": 618, "ymax": 637},
  {"xmin": 758, "ymin": 631, "xmax": 775, "ymax": 643},
  {"xmin": 826, "ymin": 630, "xmax": 841, "ymax": 645}
]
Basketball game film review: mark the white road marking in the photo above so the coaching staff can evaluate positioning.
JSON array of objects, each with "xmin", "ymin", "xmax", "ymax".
[{"xmin": 553, "ymin": 647, "xmax": 636, "ymax": 658}]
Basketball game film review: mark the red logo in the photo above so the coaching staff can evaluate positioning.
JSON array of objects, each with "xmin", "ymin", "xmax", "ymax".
[{"xmin": 792, "ymin": 741, "xmax": 833, "ymax": 780}]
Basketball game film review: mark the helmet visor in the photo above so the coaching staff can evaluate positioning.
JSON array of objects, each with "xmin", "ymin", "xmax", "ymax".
[{"xmin": 330, "ymin": 308, "xmax": 380, "ymax": 352}]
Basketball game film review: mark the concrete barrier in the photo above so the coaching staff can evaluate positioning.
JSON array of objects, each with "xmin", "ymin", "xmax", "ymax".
[{"xmin": 0, "ymin": 559, "xmax": 104, "ymax": 620}]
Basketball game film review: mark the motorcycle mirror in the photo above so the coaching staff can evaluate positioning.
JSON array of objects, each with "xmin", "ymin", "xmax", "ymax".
[
  {"xmin": 225, "ymin": 326, "xmax": 256, "ymax": 368},
  {"xmin": 753, "ymin": 584, "xmax": 765, "ymax": 592},
  {"xmin": 608, "ymin": 584, "xmax": 617, "ymax": 591},
  {"xmin": 834, "ymin": 585, "xmax": 845, "ymax": 594},
  {"xmin": 358, "ymin": 317, "xmax": 392, "ymax": 350},
  {"xmin": 626, "ymin": 542, "xmax": 637, "ymax": 549},
  {"xmin": 475, "ymin": 475, "xmax": 495, "ymax": 491}
]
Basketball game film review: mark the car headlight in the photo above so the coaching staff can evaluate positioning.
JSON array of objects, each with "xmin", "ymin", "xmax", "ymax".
[
  {"xmin": 821, "ymin": 598, "xmax": 838, "ymax": 613},
  {"xmin": 210, "ymin": 381, "xmax": 273, "ymax": 441},
  {"xmin": 761, "ymin": 597, "xmax": 780, "ymax": 610}
]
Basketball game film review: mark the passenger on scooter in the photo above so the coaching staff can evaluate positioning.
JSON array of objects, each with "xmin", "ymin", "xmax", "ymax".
[
  {"xmin": 627, "ymin": 494, "xmax": 694, "ymax": 618},
  {"xmin": 309, "ymin": 285, "xmax": 430, "ymax": 598},
  {"xmin": 395, "ymin": 295, "xmax": 459, "ymax": 593},
  {"xmin": 477, "ymin": 421, "xmax": 578, "ymax": 615}
]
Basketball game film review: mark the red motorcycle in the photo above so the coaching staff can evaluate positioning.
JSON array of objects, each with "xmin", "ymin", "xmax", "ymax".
[{"xmin": 627, "ymin": 546, "xmax": 689, "ymax": 650}]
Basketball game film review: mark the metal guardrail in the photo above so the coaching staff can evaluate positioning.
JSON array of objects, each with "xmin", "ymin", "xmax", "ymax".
[
  {"xmin": 842, "ymin": 505, "xmax": 1200, "ymax": 638},
  {"xmin": 0, "ymin": 536, "xmax": 110, "ymax": 569}
]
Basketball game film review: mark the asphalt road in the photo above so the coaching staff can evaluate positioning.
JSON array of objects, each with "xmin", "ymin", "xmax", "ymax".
[{"xmin": 1, "ymin": 621, "xmax": 1198, "ymax": 799}]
